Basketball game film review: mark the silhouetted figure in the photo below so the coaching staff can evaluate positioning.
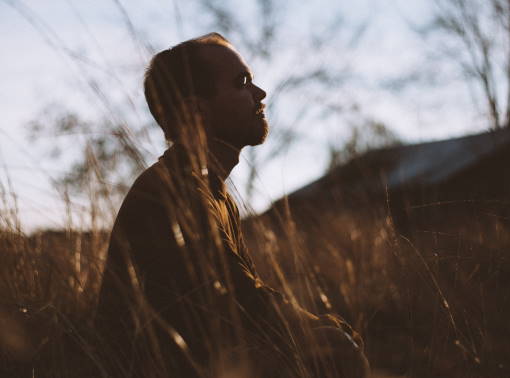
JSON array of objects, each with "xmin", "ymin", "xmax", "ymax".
[{"xmin": 96, "ymin": 33, "xmax": 369, "ymax": 378}]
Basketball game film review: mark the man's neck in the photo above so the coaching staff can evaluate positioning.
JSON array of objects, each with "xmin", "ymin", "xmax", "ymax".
[{"xmin": 208, "ymin": 139, "xmax": 241, "ymax": 182}]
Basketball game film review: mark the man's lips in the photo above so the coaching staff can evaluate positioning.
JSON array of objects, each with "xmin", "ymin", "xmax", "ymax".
[{"xmin": 254, "ymin": 103, "xmax": 266, "ymax": 117}]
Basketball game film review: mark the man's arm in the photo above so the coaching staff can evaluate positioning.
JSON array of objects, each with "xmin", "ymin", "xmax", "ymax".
[{"xmin": 223, "ymin": 196, "xmax": 370, "ymax": 377}]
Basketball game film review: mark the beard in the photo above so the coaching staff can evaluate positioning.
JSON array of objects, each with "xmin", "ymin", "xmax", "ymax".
[
  {"xmin": 245, "ymin": 116, "xmax": 269, "ymax": 146},
  {"xmin": 211, "ymin": 113, "xmax": 269, "ymax": 149}
]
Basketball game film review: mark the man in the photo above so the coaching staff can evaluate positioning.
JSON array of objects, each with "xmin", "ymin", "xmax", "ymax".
[{"xmin": 96, "ymin": 33, "xmax": 369, "ymax": 378}]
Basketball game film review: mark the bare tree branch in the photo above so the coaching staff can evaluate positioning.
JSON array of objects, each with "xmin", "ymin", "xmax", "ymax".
[{"xmin": 431, "ymin": 0, "xmax": 509, "ymax": 128}]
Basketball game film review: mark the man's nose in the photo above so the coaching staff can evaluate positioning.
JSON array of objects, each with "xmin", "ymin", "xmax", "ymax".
[{"xmin": 252, "ymin": 84, "xmax": 266, "ymax": 102}]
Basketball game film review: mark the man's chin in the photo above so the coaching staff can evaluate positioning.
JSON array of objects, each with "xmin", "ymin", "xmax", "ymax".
[{"xmin": 246, "ymin": 120, "xmax": 269, "ymax": 146}]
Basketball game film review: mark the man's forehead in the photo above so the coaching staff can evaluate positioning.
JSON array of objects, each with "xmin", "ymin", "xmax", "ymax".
[{"xmin": 199, "ymin": 44, "xmax": 250, "ymax": 77}]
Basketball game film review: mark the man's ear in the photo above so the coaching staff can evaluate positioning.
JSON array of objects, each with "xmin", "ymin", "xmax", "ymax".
[
  {"xmin": 181, "ymin": 96, "xmax": 207, "ymax": 119},
  {"xmin": 194, "ymin": 96, "xmax": 211, "ymax": 121},
  {"xmin": 183, "ymin": 95, "xmax": 211, "ymax": 128},
  {"xmin": 179, "ymin": 95, "xmax": 212, "ymax": 143}
]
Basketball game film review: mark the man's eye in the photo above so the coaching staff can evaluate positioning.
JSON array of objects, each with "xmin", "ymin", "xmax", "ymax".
[{"xmin": 239, "ymin": 75, "xmax": 250, "ymax": 87}]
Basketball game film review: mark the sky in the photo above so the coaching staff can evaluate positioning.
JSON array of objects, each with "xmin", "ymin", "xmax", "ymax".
[{"xmin": 0, "ymin": 0, "xmax": 489, "ymax": 231}]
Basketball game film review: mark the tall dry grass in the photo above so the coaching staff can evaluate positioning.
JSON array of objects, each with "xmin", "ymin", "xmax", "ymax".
[
  {"xmin": 1, "ymin": 24, "xmax": 508, "ymax": 375},
  {"xmin": 247, "ymin": 197, "xmax": 510, "ymax": 377},
  {"xmin": 1, "ymin": 129, "xmax": 366, "ymax": 377},
  {"xmin": 1, "ymin": 154, "xmax": 509, "ymax": 377}
]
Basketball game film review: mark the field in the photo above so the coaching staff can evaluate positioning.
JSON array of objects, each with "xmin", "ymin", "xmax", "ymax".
[
  {"xmin": 3, "ymin": 0, "xmax": 510, "ymax": 376},
  {"xmin": 1, "ymin": 186, "xmax": 509, "ymax": 377}
]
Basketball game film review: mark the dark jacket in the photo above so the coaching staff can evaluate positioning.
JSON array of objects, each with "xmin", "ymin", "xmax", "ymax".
[{"xmin": 96, "ymin": 146, "xmax": 369, "ymax": 378}]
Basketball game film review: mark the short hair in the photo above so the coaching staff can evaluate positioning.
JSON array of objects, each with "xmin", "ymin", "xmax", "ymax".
[{"xmin": 144, "ymin": 33, "xmax": 230, "ymax": 141}]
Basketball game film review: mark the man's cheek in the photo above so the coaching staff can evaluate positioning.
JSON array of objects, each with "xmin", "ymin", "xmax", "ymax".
[{"xmin": 231, "ymin": 108, "xmax": 246, "ymax": 124}]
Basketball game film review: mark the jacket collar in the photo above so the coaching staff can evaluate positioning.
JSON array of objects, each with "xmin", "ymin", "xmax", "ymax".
[{"xmin": 160, "ymin": 145, "xmax": 227, "ymax": 201}]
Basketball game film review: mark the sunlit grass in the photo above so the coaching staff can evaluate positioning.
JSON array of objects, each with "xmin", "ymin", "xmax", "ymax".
[{"xmin": 2, "ymin": 160, "xmax": 508, "ymax": 377}]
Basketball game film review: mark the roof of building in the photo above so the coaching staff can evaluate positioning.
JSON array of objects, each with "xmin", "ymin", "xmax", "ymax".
[{"xmin": 284, "ymin": 127, "xmax": 510, "ymax": 205}]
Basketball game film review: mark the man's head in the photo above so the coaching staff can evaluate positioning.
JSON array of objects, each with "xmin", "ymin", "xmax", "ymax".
[{"xmin": 144, "ymin": 33, "xmax": 268, "ymax": 149}]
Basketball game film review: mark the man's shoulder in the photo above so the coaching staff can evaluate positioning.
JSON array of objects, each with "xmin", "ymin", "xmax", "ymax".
[
  {"xmin": 125, "ymin": 160, "xmax": 168, "ymax": 204},
  {"xmin": 110, "ymin": 159, "xmax": 176, "ymax": 242},
  {"xmin": 115, "ymin": 155, "xmax": 181, "ymax": 221},
  {"xmin": 125, "ymin": 146, "xmax": 190, "ymax": 199}
]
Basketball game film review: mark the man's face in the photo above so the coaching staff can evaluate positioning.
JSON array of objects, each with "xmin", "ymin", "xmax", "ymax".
[{"xmin": 201, "ymin": 44, "xmax": 268, "ymax": 148}]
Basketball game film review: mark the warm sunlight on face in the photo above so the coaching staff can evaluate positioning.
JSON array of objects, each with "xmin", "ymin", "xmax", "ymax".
[{"xmin": 201, "ymin": 44, "xmax": 268, "ymax": 149}]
